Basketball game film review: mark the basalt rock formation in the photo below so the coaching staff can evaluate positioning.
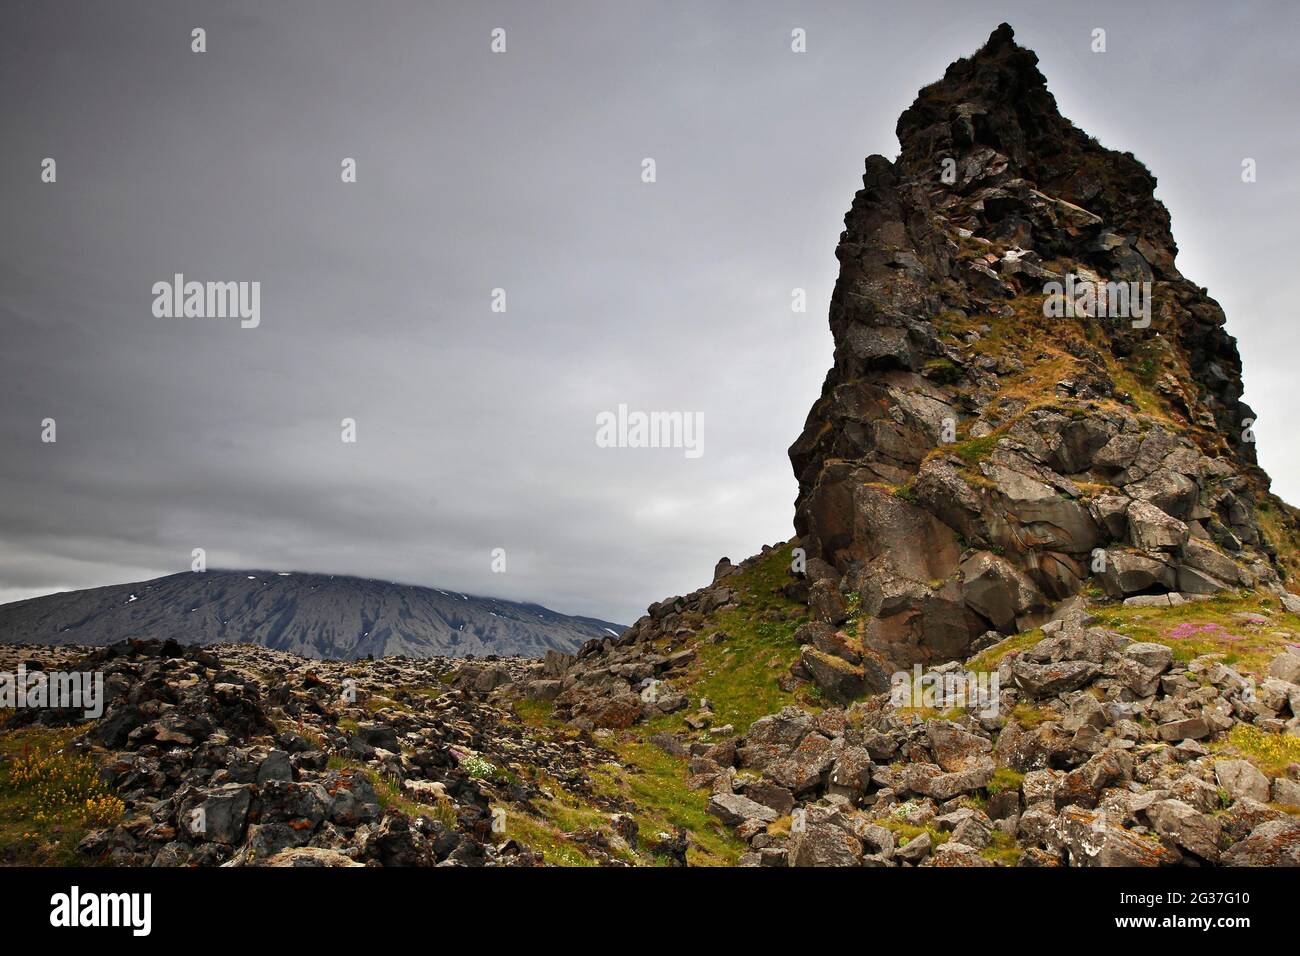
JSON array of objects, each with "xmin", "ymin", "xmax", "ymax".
[
  {"xmin": 787, "ymin": 22, "xmax": 1297, "ymax": 673},
  {"xmin": 511, "ymin": 22, "xmax": 1300, "ymax": 737},
  {"xmin": 483, "ymin": 24, "xmax": 1300, "ymax": 870}
]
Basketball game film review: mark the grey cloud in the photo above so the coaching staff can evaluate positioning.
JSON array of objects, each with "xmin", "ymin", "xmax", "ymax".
[{"xmin": 1, "ymin": 0, "xmax": 1297, "ymax": 623}]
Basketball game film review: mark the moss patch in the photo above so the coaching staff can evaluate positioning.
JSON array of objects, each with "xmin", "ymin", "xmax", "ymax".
[
  {"xmin": 987, "ymin": 767, "xmax": 1025, "ymax": 796},
  {"xmin": 981, "ymin": 829, "xmax": 1023, "ymax": 865},
  {"xmin": 967, "ymin": 628, "xmax": 1046, "ymax": 673}
]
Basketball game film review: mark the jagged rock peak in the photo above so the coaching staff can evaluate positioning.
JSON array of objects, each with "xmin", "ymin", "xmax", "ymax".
[
  {"xmin": 895, "ymin": 23, "xmax": 1175, "ymax": 266},
  {"xmin": 786, "ymin": 24, "xmax": 1294, "ymax": 673}
]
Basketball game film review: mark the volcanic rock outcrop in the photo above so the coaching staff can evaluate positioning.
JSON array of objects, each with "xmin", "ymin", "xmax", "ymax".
[
  {"xmin": 484, "ymin": 24, "xmax": 1300, "ymax": 870},
  {"xmin": 787, "ymin": 23, "xmax": 1294, "ymax": 671}
]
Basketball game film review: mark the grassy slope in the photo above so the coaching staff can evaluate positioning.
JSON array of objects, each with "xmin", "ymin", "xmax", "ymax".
[
  {"xmin": 0, "ymin": 718, "xmax": 124, "ymax": 865},
  {"xmin": 972, "ymin": 592, "xmax": 1300, "ymax": 685},
  {"xmin": 1257, "ymin": 496, "xmax": 1300, "ymax": 593},
  {"xmin": 647, "ymin": 543, "xmax": 813, "ymax": 734},
  {"xmin": 510, "ymin": 544, "xmax": 814, "ymax": 865}
]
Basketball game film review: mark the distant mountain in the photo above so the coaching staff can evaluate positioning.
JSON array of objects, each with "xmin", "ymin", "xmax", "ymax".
[{"xmin": 0, "ymin": 570, "xmax": 624, "ymax": 659}]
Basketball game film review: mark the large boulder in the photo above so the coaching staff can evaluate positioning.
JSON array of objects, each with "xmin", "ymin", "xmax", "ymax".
[
  {"xmin": 1176, "ymin": 565, "xmax": 1231, "ymax": 596},
  {"xmin": 788, "ymin": 814, "xmax": 864, "ymax": 867},
  {"xmin": 1215, "ymin": 759, "xmax": 1271, "ymax": 803},
  {"xmin": 1126, "ymin": 500, "xmax": 1188, "ymax": 552},
  {"xmin": 1048, "ymin": 417, "xmax": 1115, "ymax": 473},
  {"xmin": 351, "ymin": 722, "xmax": 400, "ymax": 752},
  {"xmin": 1052, "ymin": 807, "xmax": 1180, "ymax": 866},
  {"xmin": 765, "ymin": 733, "xmax": 836, "ymax": 794},
  {"xmin": 708, "ymin": 793, "xmax": 779, "ymax": 827},
  {"xmin": 1268, "ymin": 651, "xmax": 1300, "ymax": 686},
  {"xmin": 1096, "ymin": 550, "xmax": 1176, "ymax": 597},
  {"xmin": 851, "ymin": 484, "xmax": 964, "ymax": 582},
  {"xmin": 1146, "ymin": 799, "xmax": 1222, "ymax": 863},
  {"xmin": 180, "ymin": 783, "xmax": 253, "ymax": 845},
  {"xmin": 1010, "ymin": 659, "xmax": 1100, "ymax": 698},
  {"xmin": 808, "ymin": 579, "xmax": 849, "ymax": 625},
  {"xmin": 799, "ymin": 647, "xmax": 879, "ymax": 704},
  {"xmin": 926, "ymin": 720, "xmax": 994, "ymax": 773},
  {"xmin": 1054, "ymin": 750, "xmax": 1133, "ymax": 809},
  {"xmin": 1180, "ymin": 539, "xmax": 1244, "ymax": 586},
  {"xmin": 323, "ymin": 768, "xmax": 382, "ymax": 827},
  {"xmin": 1089, "ymin": 495, "xmax": 1131, "ymax": 539},
  {"xmin": 914, "ymin": 458, "xmax": 985, "ymax": 543},
  {"xmin": 960, "ymin": 551, "xmax": 1047, "ymax": 632},
  {"xmin": 590, "ymin": 693, "xmax": 645, "ymax": 729},
  {"xmin": 983, "ymin": 462, "xmax": 1099, "ymax": 554},
  {"xmin": 1124, "ymin": 470, "xmax": 1199, "ymax": 520},
  {"xmin": 1222, "ymin": 819, "xmax": 1300, "ymax": 866}
]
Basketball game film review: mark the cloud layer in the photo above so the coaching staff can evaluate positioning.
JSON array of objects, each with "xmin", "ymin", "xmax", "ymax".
[{"xmin": 2, "ymin": 1, "xmax": 1297, "ymax": 623}]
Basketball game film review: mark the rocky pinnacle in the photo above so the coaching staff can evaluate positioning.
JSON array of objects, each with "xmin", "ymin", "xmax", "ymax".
[{"xmin": 788, "ymin": 23, "xmax": 1284, "ymax": 672}]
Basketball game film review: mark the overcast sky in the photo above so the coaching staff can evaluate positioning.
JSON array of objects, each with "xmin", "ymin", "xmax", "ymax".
[{"xmin": 2, "ymin": 0, "xmax": 1297, "ymax": 624}]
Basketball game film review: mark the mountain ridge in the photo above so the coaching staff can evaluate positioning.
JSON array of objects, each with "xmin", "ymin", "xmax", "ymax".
[{"xmin": 0, "ymin": 569, "xmax": 624, "ymax": 659}]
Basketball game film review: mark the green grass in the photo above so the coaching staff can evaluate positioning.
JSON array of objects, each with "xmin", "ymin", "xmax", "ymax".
[
  {"xmin": 964, "ymin": 593, "xmax": 1300, "ymax": 682},
  {"xmin": 948, "ymin": 435, "xmax": 1000, "ymax": 466},
  {"xmin": 878, "ymin": 808, "xmax": 950, "ymax": 852},
  {"xmin": 588, "ymin": 740, "xmax": 746, "ymax": 867},
  {"xmin": 491, "ymin": 809, "xmax": 600, "ymax": 866},
  {"xmin": 1010, "ymin": 702, "xmax": 1060, "ymax": 730},
  {"xmin": 512, "ymin": 700, "xmax": 746, "ymax": 866},
  {"xmin": 967, "ymin": 628, "xmax": 1045, "ymax": 673},
  {"xmin": 986, "ymin": 767, "xmax": 1025, "ymax": 795},
  {"xmin": 512, "ymin": 699, "xmax": 556, "ymax": 725},
  {"xmin": 0, "ymin": 723, "xmax": 124, "ymax": 865},
  {"xmin": 502, "ymin": 764, "xmax": 639, "ymax": 865},
  {"xmin": 1089, "ymin": 592, "xmax": 1300, "ymax": 678},
  {"xmin": 1212, "ymin": 725, "xmax": 1300, "ymax": 778},
  {"xmin": 981, "ymin": 829, "xmax": 1024, "ymax": 865},
  {"xmin": 893, "ymin": 484, "xmax": 919, "ymax": 504},
  {"xmin": 923, "ymin": 358, "xmax": 962, "ymax": 385},
  {"xmin": 645, "ymin": 544, "xmax": 811, "ymax": 735}
]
